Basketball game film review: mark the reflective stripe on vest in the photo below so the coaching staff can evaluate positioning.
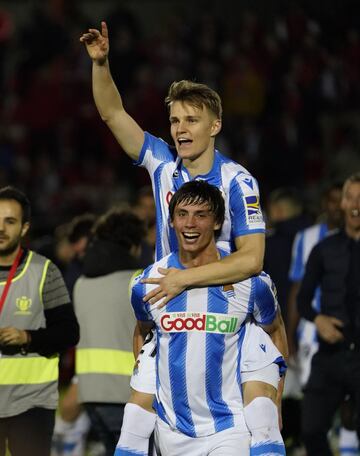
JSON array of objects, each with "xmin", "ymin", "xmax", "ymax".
[
  {"xmin": 76, "ymin": 348, "xmax": 134, "ymax": 376},
  {"xmin": 0, "ymin": 356, "xmax": 59, "ymax": 385}
]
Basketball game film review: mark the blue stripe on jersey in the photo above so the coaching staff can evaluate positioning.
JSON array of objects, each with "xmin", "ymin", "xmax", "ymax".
[
  {"xmin": 251, "ymin": 441, "xmax": 286, "ymax": 455},
  {"xmin": 319, "ymin": 222, "xmax": 328, "ymax": 240},
  {"xmin": 206, "ymin": 288, "xmax": 234, "ymax": 432},
  {"xmin": 338, "ymin": 446, "xmax": 359, "ymax": 454},
  {"xmin": 237, "ymin": 324, "xmax": 246, "ymax": 397},
  {"xmin": 114, "ymin": 447, "xmax": 147, "ymax": 456},
  {"xmin": 248, "ymin": 278, "xmax": 256, "ymax": 316},
  {"xmin": 289, "ymin": 231, "xmax": 305, "ymax": 281},
  {"xmin": 153, "ymin": 163, "xmax": 167, "ymax": 261},
  {"xmin": 167, "ymin": 291, "xmax": 196, "ymax": 436},
  {"xmin": 131, "ymin": 273, "xmax": 150, "ymax": 321}
]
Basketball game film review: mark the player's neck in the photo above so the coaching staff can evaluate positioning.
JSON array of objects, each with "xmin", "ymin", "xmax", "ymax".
[
  {"xmin": 179, "ymin": 244, "xmax": 219, "ymax": 269},
  {"xmin": 183, "ymin": 148, "xmax": 215, "ymax": 177}
]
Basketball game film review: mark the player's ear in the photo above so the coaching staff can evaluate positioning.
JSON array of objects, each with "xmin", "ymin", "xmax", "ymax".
[{"xmin": 210, "ymin": 119, "xmax": 222, "ymax": 137}]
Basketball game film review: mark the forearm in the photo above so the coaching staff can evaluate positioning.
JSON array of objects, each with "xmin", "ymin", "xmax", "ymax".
[
  {"xmin": 180, "ymin": 248, "xmax": 263, "ymax": 288},
  {"xmin": 92, "ymin": 59, "xmax": 124, "ymax": 122},
  {"xmin": 29, "ymin": 304, "xmax": 80, "ymax": 357}
]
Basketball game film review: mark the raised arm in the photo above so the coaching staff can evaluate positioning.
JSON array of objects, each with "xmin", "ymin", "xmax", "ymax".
[{"xmin": 80, "ymin": 21, "xmax": 144, "ymax": 160}]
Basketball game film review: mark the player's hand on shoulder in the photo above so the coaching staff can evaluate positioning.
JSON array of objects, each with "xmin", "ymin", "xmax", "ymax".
[
  {"xmin": 141, "ymin": 267, "xmax": 186, "ymax": 309},
  {"xmin": 80, "ymin": 21, "xmax": 109, "ymax": 64}
]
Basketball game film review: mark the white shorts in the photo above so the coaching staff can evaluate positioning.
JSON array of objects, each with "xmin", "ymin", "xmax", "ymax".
[
  {"xmin": 130, "ymin": 322, "xmax": 285, "ymax": 395},
  {"xmin": 155, "ymin": 416, "xmax": 250, "ymax": 456},
  {"xmin": 130, "ymin": 329, "xmax": 158, "ymax": 394}
]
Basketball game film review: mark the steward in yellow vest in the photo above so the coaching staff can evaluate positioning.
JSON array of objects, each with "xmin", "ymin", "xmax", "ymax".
[{"xmin": 0, "ymin": 186, "xmax": 79, "ymax": 456}]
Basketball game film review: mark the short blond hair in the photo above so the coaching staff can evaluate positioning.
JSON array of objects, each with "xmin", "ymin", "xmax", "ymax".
[{"xmin": 165, "ymin": 80, "xmax": 222, "ymax": 119}]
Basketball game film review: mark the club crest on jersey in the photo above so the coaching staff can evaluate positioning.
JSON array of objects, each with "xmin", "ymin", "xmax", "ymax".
[
  {"xmin": 160, "ymin": 312, "xmax": 238, "ymax": 334},
  {"xmin": 243, "ymin": 194, "xmax": 262, "ymax": 224}
]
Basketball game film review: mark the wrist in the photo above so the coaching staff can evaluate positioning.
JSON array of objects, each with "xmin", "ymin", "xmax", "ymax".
[
  {"xmin": 20, "ymin": 331, "xmax": 31, "ymax": 355},
  {"xmin": 94, "ymin": 56, "xmax": 108, "ymax": 66}
]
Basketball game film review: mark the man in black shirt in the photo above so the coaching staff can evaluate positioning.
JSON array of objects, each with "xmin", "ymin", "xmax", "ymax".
[{"xmin": 297, "ymin": 172, "xmax": 360, "ymax": 455}]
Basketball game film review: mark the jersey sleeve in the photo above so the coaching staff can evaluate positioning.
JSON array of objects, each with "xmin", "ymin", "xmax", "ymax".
[
  {"xmin": 130, "ymin": 268, "xmax": 153, "ymax": 322},
  {"xmin": 229, "ymin": 173, "xmax": 265, "ymax": 237},
  {"xmin": 252, "ymin": 274, "xmax": 278, "ymax": 325},
  {"xmin": 135, "ymin": 132, "xmax": 176, "ymax": 175},
  {"xmin": 289, "ymin": 230, "xmax": 305, "ymax": 282}
]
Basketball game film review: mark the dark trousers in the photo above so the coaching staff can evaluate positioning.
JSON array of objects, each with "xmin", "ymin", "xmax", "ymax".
[
  {"xmin": 301, "ymin": 349, "xmax": 360, "ymax": 456},
  {"xmin": 84, "ymin": 403, "xmax": 125, "ymax": 456},
  {"xmin": 0, "ymin": 407, "xmax": 55, "ymax": 456}
]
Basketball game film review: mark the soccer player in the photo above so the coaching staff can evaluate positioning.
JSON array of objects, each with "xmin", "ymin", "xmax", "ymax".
[
  {"xmin": 80, "ymin": 22, "xmax": 287, "ymax": 455},
  {"xmin": 131, "ymin": 180, "xmax": 286, "ymax": 455}
]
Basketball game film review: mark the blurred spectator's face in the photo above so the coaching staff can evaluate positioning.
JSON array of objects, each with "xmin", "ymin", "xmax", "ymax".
[
  {"xmin": 169, "ymin": 101, "xmax": 221, "ymax": 162},
  {"xmin": 341, "ymin": 181, "xmax": 360, "ymax": 234},
  {"xmin": 325, "ymin": 188, "xmax": 343, "ymax": 227}
]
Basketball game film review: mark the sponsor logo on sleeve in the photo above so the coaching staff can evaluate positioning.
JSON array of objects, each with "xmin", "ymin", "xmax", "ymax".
[
  {"xmin": 243, "ymin": 194, "xmax": 263, "ymax": 225},
  {"xmin": 160, "ymin": 312, "xmax": 238, "ymax": 334}
]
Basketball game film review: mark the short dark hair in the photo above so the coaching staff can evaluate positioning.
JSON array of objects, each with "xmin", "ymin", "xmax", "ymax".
[
  {"xmin": 169, "ymin": 181, "xmax": 225, "ymax": 233},
  {"xmin": 93, "ymin": 209, "xmax": 145, "ymax": 251},
  {"xmin": 68, "ymin": 213, "xmax": 96, "ymax": 244},
  {"xmin": 0, "ymin": 186, "xmax": 31, "ymax": 224},
  {"xmin": 165, "ymin": 80, "xmax": 222, "ymax": 119}
]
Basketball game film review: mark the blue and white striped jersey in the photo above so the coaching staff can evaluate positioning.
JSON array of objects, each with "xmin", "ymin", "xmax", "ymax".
[
  {"xmin": 131, "ymin": 251, "xmax": 278, "ymax": 437},
  {"xmin": 289, "ymin": 222, "xmax": 328, "ymax": 284},
  {"xmin": 289, "ymin": 222, "xmax": 333, "ymax": 313},
  {"xmin": 136, "ymin": 132, "xmax": 265, "ymax": 260}
]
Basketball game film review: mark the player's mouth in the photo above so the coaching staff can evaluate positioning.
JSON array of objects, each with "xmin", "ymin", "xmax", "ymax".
[
  {"xmin": 177, "ymin": 137, "xmax": 193, "ymax": 149},
  {"xmin": 182, "ymin": 232, "xmax": 200, "ymax": 243}
]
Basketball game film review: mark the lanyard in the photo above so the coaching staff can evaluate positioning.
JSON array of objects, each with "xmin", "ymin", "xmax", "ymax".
[{"xmin": 0, "ymin": 248, "xmax": 23, "ymax": 316}]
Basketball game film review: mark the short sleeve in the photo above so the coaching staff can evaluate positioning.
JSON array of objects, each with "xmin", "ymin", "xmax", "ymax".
[
  {"xmin": 229, "ymin": 174, "xmax": 265, "ymax": 237},
  {"xmin": 253, "ymin": 274, "xmax": 278, "ymax": 325},
  {"xmin": 131, "ymin": 269, "xmax": 153, "ymax": 322},
  {"xmin": 42, "ymin": 262, "xmax": 71, "ymax": 310},
  {"xmin": 135, "ymin": 132, "xmax": 176, "ymax": 175}
]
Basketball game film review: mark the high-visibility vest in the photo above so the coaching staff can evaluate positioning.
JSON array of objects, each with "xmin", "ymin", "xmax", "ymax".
[
  {"xmin": 0, "ymin": 251, "xmax": 59, "ymax": 417},
  {"xmin": 74, "ymin": 270, "xmax": 139, "ymax": 404}
]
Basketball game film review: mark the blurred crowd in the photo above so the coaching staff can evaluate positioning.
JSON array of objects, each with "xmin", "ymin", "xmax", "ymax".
[{"xmin": 0, "ymin": 0, "xmax": 359, "ymax": 239}]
